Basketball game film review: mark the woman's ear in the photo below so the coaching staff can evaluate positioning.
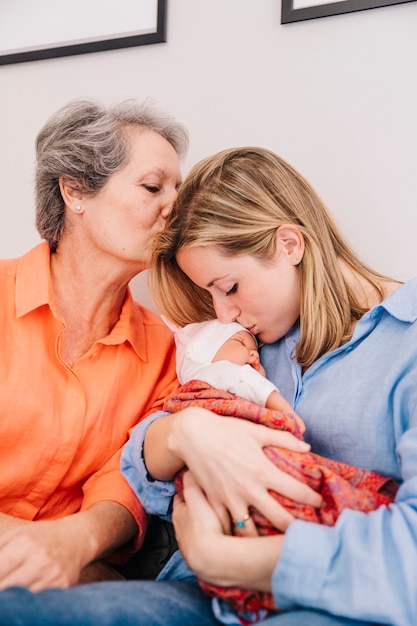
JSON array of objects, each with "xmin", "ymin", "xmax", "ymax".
[
  {"xmin": 275, "ymin": 224, "xmax": 305, "ymax": 265},
  {"xmin": 59, "ymin": 177, "xmax": 83, "ymax": 210}
]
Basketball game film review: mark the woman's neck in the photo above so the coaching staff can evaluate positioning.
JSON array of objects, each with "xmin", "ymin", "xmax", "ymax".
[{"xmin": 49, "ymin": 246, "xmax": 137, "ymax": 367}]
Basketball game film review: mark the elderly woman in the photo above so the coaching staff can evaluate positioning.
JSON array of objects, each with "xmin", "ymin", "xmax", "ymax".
[{"xmin": 0, "ymin": 99, "xmax": 187, "ymax": 591}]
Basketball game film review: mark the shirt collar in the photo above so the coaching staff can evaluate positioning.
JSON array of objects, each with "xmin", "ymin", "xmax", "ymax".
[
  {"xmin": 283, "ymin": 279, "xmax": 417, "ymax": 358},
  {"xmin": 16, "ymin": 242, "xmax": 54, "ymax": 318},
  {"xmin": 373, "ymin": 278, "xmax": 417, "ymax": 323},
  {"xmin": 101, "ymin": 288, "xmax": 150, "ymax": 361}
]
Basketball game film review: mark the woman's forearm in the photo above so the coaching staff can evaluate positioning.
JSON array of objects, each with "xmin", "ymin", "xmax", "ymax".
[
  {"xmin": 0, "ymin": 513, "xmax": 30, "ymax": 533},
  {"xmin": 144, "ymin": 407, "xmax": 211, "ymax": 480},
  {"xmin": 143, "ymin": 411, "xmax": 187, "ymax": 480},
  {"xmin": 75, "ymin": 501, "xmax": 138, "ymax": 561}
]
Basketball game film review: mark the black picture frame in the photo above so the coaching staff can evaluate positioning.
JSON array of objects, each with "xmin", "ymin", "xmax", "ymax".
[
  {"xmin": 0, "ymin": 0, "xmax": 167, "ymax": 66},
  {"xmin": 281, "ymin": 0, "xmax": 415, "ymax": 23}
]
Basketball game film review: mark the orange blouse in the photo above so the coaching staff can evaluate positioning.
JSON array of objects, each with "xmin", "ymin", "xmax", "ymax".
[{"xmin": 0, "ymin": 243, "xmax": 178, "ymax": 546}]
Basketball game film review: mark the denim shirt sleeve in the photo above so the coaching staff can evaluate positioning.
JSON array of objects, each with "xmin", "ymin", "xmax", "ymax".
[
  {"xmin": 120, "ymin": 411, "xmax": 175, "ymax": 521},
  {"xmin": 272, "ymin": 425, "xmax": 417, "ymax": 626}
]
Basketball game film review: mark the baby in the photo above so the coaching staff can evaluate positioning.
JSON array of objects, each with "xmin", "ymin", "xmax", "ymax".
[{"xmin": 171, "ymin": 318, "xmax": 304, "ymax": 430}]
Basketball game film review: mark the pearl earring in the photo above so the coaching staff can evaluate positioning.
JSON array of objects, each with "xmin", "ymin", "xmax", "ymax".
[{"xmin": 75, "ymin": 205, "xmax": 82, "ymax": 212}]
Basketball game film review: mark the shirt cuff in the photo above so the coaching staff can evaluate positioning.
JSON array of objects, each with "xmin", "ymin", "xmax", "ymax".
[{"xmin": 120, "ymin": 411, "xmax": 176, "ymax": 520}]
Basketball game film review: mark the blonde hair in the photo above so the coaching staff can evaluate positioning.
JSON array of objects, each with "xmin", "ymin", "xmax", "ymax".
[{"xmin": 151, "ymin": 146, "xmax": 393, "ymax": 368}]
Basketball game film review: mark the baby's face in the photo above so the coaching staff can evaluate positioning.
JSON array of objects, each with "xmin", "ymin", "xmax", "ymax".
[{"xmin": 212, "ymin": 330, "xmax": 266, "ymax": 376}]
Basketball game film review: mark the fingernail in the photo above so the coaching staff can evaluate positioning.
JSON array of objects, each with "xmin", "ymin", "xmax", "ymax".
[{"xmin": 298, "ymin": 441, "xmax": 311, "ymax": 451}]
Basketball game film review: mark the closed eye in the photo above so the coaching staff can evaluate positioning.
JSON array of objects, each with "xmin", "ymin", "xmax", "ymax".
[
  {"xmin": 226, "ymin": 283, "xmax": 238, "ymax": 296},
  {"xmin": 143, "ymin": 185, "xmax": 160, "ymax": 194}
]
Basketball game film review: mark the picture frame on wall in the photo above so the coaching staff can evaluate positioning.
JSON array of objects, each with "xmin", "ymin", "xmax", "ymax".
[
  {"xmin": 0, "ymin": 0, "xmax": 167, "ymax": 65},
  {"xmin": 281, "ymin": 0, "xmax": 415, "ymax": 23}
]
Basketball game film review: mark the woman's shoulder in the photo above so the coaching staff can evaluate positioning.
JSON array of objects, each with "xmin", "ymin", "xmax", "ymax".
[
  {"xmin": 380, "ymin": 277, "xmax": 417, "ymax": 322},
  {"xmin": 0, "ymin": 256, "xmax": 18, "ymax": 277},
  {"xmin": 0, "ymin": 243, "xmax": 49, "ymax": 277}
]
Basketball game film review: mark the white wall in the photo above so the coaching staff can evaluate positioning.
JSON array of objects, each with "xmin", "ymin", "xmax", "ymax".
[{"xmin": 1, "ymin": 0, "xmax": 416, "ymax": 310}]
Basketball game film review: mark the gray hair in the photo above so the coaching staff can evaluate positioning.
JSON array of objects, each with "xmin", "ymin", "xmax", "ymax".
[{"xmin": 35, "ymin": 98, "xmax": 189, "ymax": 251}]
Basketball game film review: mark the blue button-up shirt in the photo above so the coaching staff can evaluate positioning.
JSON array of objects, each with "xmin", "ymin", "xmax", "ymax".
[
  {"xmin": 122, "ymin": 278, "xmax": 417, "ymax": 626},
  {"xmin": 263, "ymin": 278, "xmax": 417, "ymax": 625}
]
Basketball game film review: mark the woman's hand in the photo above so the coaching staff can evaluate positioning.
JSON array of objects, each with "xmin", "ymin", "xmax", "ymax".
[
  {"xmin": 0, "ymin": 518, "xmax": 86, "ymax": 591},
  {"xmin": 173, "ymin": 472, "xmax": 282, "ymax": 591},
  {"xmin": 0, "ymin": 503, "xmax": 136, "ymax": 591},
  {"xmin": 169, "ymin": 408, "xmax": 322, "ymax": 535}
]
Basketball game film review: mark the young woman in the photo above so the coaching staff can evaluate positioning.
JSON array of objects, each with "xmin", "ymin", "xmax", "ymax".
[{"xmin": 144, "ymin": 146, "xmax": 416, "ymax": 625}]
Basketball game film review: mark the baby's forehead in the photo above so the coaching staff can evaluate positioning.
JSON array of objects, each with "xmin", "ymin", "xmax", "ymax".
[
  {"xmin": 179, "ymin": 319, "xmax": 257, "ymax": 366},
  {"xmin": 228, "ymin": 329, "xmax": 257, "ymax": 346}
]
